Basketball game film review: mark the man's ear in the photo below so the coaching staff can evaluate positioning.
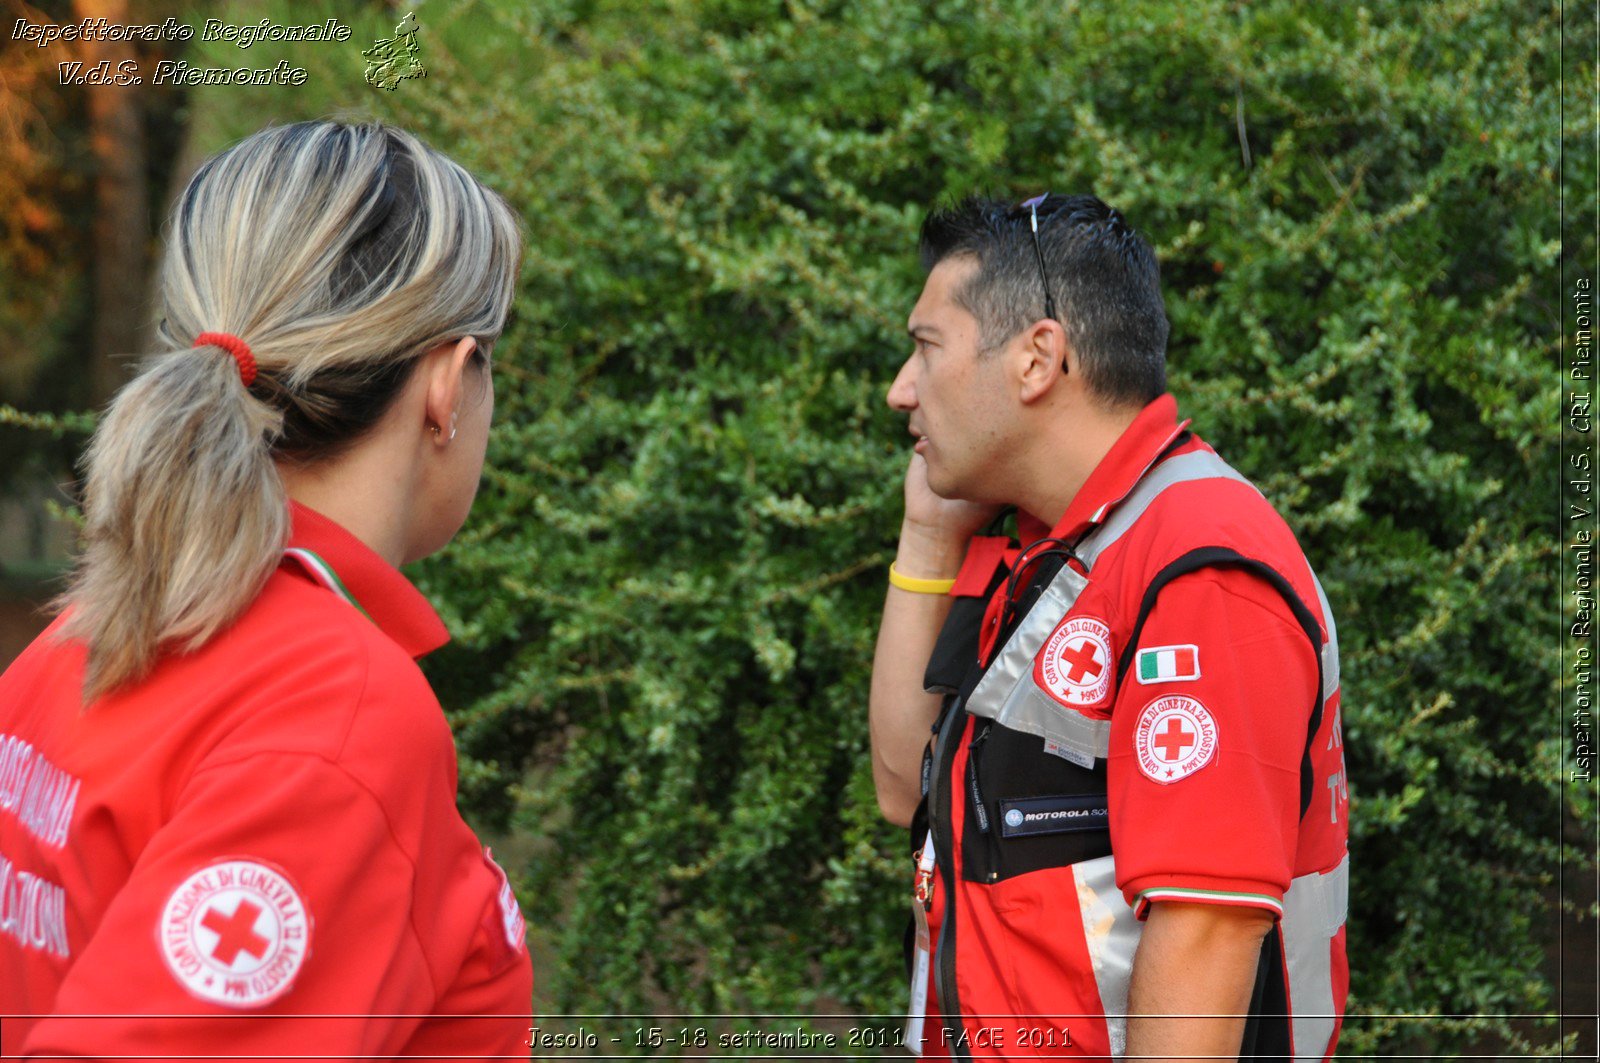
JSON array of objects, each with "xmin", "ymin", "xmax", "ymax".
[
  {"xmin": 422, "ymin": 336, "xmax": 479, "ymax": 444},
  {"xmin": 1017, "ymin": 319, "xmax": 1071, "ymax": 405}
]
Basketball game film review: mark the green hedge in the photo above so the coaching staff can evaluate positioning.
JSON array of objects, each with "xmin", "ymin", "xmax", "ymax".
[{"xmin": 16, "ymin": 0, "xmax": 1585, "ymax": 1054}]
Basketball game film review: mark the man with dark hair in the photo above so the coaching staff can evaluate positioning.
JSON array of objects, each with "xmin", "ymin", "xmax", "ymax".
[{"xmin": 870, "ymin": 193, "xmax": 1348, "ymax": 1061}]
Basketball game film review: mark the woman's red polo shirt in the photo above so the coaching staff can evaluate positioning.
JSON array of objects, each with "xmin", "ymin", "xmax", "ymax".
[{"xmin": 0, "ymin": 502, "xmax": 532, "ymax": 1057}]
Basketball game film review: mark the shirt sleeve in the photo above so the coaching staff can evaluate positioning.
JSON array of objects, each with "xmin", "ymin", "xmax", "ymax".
[
  {"xmin": 22, "ymin": 751, "xmax": 437, "ymax": 1058},
  {"xmin": 1108, "ymin": 565, "xmax": 1320, "ymax": 920}
]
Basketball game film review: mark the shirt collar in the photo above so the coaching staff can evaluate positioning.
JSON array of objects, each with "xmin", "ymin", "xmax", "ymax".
[
  {"xmin": 285, "ymin": 501, "xmax": 451, "ymax": 659},
  {"xmin": 1045, "ymin": 393, "xmax": 1191, "ymax": 544}
]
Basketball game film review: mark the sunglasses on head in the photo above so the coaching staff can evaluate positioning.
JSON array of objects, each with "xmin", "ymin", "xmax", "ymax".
[{"xmin": 1014, "ymin": 193, "xmax": 1059, "ymax": 324}]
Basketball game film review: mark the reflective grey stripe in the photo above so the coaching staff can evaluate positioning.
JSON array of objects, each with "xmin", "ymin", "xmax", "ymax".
[
  {"xmin": 963, "ymin": 564, "xmax": 1111, "ymax": 762},
  {"xmin": 1312, "ymin": 573, "xmax": 1340, "ymax": 703},
  {"xmin": 1087, "ymin": 449, "xmax": 1342, "ymax": 705},
  {"xmin": 1280, "ymin": 852, "xmax": 1350, "ymax": 1060},
  {"xmin": 1073, "ymin": 854, "xmax": 1139, "ymax": 1061},
  {"xmin": 966, "ymin": 450, "xmax": 1255, "ymax": 757},
  {"xmin": 1076, "ymin": 451, "xmax": 1255, "ymax": 569},
  {"xmin": 966, "ymin": 446, "xmax": 1340, "ymax": 763}
]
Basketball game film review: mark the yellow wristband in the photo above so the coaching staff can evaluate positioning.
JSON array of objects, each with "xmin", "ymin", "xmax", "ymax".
[{"xmin": 889, "ymin": 562, "xmax": 957, "ymax": 595}]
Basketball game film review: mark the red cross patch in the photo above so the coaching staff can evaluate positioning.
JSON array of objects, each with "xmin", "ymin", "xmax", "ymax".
[
  {"xmin": 1035, "ymin": 615, "xmax": 1115, "ymax": 708},
  {"xmin": 1135, "ymin": 695, "xmax": 1219, "ymax": 783},
  {"xmin": 159, "ymin": 859, "xmax": 310, "ymax": 1008}
]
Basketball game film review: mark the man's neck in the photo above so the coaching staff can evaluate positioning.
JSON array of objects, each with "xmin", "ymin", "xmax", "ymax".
[{"xmin": 1013, "ymin": 402, "xmax": 1140, "ymax": 529}]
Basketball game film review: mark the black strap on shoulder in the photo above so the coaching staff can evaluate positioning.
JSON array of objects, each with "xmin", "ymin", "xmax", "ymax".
[
  {"xmin": 1113, "ymin": 546, "xmax": 1327, "ymax": 820},
  {"xmin": 923, "ymin": 558, "xmax": 1013, "ymax": 695}
]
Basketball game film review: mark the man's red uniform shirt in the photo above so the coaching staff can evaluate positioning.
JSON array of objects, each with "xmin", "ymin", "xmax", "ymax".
[{"xmin": 917, "ymin": 397, "xmax": 1348, "ymax": 1060}]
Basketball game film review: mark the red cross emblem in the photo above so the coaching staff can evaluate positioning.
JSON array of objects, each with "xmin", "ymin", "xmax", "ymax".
[
  {"xmin": 161, "ymin": 859, "xmax": 308, "ymax": 1008},
  {"xmin": 201, "ymin": 900, "xmax": 270, "ymax": 966},
  {"xmin": 1153, "ymin": 717, "xmax": 1197, "ymax": 762},
  {"xmin": 1135, "ymin": 695, "xmax": 1218, "ymax": 784},
  {"xmin": 1060, "ymin": 638, "xmax": 1104, "ymax": 684},
  {"xmin": 1036, "ymin": 616, "xmax": 1114, "ymax": 707}
]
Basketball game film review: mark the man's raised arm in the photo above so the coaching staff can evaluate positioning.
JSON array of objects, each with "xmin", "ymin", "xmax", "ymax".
[{"xmin": 868, "ymin": 454, "xmax": 996, "ymax": 827}]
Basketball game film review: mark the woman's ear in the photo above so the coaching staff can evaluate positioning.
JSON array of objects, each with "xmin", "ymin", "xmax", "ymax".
[{"xmin": 422, "ymin": 337, "xmax": 479, "ymax": 443}]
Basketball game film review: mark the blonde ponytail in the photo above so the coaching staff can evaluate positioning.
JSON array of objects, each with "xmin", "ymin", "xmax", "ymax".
[
  {"xmin": 63, "ymin": 348, "xmax": 285, "ymax": 700},
  {"xmin": 58, "ymin": 122, "xmax": 521, "ymax": 701}
]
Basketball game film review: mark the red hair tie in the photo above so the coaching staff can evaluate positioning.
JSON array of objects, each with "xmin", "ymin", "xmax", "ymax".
[{"xmin": 193, "ymin": 332, "xmax": 257, "ymax": 387}]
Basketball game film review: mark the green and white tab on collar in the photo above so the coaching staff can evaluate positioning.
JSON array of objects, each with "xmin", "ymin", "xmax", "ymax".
[{"xmin": 283, "ymin": 547, "xmax": 372, "ymax": 619}]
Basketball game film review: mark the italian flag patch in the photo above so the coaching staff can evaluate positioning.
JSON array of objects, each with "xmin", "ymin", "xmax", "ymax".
[{"xmin": 1136, "ymin": 644, "xmax": 1201, "ymax": 684}]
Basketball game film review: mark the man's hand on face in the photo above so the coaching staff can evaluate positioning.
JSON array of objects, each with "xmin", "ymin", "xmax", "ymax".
[
  {"xmin": 871, "ymin": 451, "xmax": 1002, "ymax": 828},
  {"xmin": 898, "ymin": 452, "xmax": 1004, "ymax": 570}
]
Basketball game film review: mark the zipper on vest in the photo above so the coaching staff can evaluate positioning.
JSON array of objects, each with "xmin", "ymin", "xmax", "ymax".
[
  {"xmin": 967, "ymin": 724, "xmax": 990, "ymax": 834},
  {"xmin": 966, "ymin": 723, "xmax": 1001, "ymax": 883}
]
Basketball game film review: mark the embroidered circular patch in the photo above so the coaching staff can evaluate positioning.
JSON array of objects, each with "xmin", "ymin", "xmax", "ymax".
[
  {"xmin": 159, "ymin": 859, "xmax": 310, "ymax": 1008},
  {"xmin": 1035, "ymin": 615, "xmax": 1114, "ymax": 707},
  {"xmin": 1135, "ymin": 695, "xmax": 1219, "ymax": 784}
]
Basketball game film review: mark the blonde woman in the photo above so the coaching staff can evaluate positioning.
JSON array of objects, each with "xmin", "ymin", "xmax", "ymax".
[{"xmin": 0, "ymin": 121, "xmax": 530, "ymax": 1055}]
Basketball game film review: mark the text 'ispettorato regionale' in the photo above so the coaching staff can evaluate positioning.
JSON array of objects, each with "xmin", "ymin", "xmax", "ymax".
[{"xmin": 11, "ymin": 17, "xmax": 354, "ymax": 87}]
